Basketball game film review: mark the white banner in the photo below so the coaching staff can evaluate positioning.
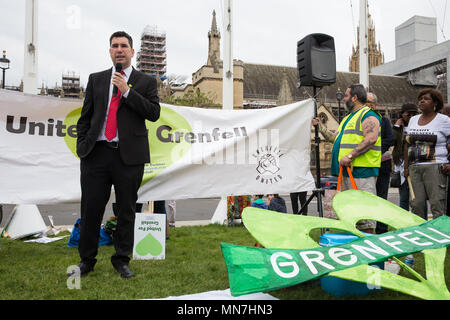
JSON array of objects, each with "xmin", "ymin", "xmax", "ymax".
[{"xmin": 0, "ymin": 89, "xmax": 315, "ymax": 204}]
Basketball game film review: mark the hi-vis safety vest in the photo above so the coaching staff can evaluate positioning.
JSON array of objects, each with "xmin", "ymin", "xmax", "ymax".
[{"xmin": 336, "ymin": 106, "xmax": 381, "ymax": 168}]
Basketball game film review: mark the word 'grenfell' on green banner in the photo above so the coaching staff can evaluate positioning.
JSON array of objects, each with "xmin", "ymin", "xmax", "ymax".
[{"xmin": 221, "ymin": 215, "xmax": 450, "ymax": 298}]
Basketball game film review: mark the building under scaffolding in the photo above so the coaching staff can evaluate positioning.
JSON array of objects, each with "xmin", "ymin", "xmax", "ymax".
[
  {"xmin": 60, "ymin": 72, "xmax": 83, "ymax": 99},
  {"xmin": 137, "ymin": 25, "xmax": 167, "ymax": 79}
]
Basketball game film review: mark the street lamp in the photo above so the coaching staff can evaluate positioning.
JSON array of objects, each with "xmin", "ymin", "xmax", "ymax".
[
  {"xmin": 336, "ymin": 88, "xmax": 344, "ymax": 123},
  {"xmin": 0, "ymin": 50, "xmax": 11, "ymax": 89}
]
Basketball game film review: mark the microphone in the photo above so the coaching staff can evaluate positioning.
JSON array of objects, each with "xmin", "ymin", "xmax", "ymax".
[{"xmin": 113, "ymin": 62, "xmax": 123, "ymax": 97}]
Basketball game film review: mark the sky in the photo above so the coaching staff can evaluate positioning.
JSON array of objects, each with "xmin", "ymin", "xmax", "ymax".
[{"xmin": 0, "ymin": 0, "xmax": 449, "ymax": 90}]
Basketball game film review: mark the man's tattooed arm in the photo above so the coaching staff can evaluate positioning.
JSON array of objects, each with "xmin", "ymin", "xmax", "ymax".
[
  {"xmin": 351, "ymin": 116, "xmax": 380, "ymax": 157},
  {"xmin": 319, "ymin": 123, "xmax": 337, "ymax": 142}
]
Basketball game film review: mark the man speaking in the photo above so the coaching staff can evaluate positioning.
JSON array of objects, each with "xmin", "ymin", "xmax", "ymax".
[{"xmin": 69, "ymin": 31, "xmax": 160, "ymax": 278}]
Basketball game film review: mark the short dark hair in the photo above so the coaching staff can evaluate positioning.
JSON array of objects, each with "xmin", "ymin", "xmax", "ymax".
[
  {"xmin": 417, "ymin": 88, "xmax": 444, "ymax": 112},
  {"xmin": 109, "ymin": 31, "xmax": 133, "ymax": 48},
  {"xmin": 348, "ymin": 84, "xmax": 367, "ymax": 104},
  {"xmin": 401, "ymin": 103, "xmax": 418, "ymax": 114}
]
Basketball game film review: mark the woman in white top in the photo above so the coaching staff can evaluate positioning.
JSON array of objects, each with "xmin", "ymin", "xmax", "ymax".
[{"xmin": 404, "ymin": 88, "xmax": 450, "ymax": 220}]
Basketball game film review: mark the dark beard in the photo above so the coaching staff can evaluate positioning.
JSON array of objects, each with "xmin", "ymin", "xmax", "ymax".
[{"xmin": 345, "ymin": 100, "xmax": 354, "ymax": 112}]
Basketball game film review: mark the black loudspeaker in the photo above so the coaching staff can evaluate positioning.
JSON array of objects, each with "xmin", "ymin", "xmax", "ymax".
[{"xmin": 297, "ymin": 33, "xmax": 336, "ymax": 87}]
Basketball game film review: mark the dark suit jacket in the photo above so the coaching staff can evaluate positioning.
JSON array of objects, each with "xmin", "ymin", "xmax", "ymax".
[
  {"xmin": 392, "ymin": 125, "xmax": 405, "ymax": 166},
  {"xmin": 380, "ymin": 116, "xmax": 395, "ymax": 175},
  {"xmin": 76, "ymin": 67, "xmax": 160, "ymax": 165}
]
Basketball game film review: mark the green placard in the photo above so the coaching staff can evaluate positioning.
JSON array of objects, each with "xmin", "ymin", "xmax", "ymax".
[
  {"xmin": 222, "ymin": 215, "xmax": 450, "ymax": 297},
  {"xmin": 221, "ymin": 190, "xmax": 450, "ymax": 300}
]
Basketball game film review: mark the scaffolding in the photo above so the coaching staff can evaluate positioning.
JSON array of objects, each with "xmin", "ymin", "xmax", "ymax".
[
  {"xmin": 61, "ymin": 72, "xmax": 83, "ymax": 99},
  {"xmin": 137, "ymin": 25, "xmax": 167, "ymax": 78}
]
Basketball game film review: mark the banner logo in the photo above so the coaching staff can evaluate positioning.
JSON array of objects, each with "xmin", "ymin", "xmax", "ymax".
[{"xmin": 253, "ymin": 143, "xmax": 284, "ymax": 185}]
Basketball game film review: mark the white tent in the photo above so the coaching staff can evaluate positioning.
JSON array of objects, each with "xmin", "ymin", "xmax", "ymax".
[{"xmin": 1, "ymin": 205, "xmax": 46, "ymax": 239}]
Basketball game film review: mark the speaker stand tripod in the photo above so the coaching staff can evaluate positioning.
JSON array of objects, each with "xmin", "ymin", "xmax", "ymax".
[{"xmin": 298, "ymin": 85, "xmax": 326, "ymax": 233}]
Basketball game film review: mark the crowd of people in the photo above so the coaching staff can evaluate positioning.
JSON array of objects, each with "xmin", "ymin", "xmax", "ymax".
[
  {"xmin": 313, "ymin": 84, "xmax": 450, "ymax": 234},
  {"xmin": 232, "ymin": 84, "xmax": 450, "ymax": 237},
  {"xmin": 249, "ymin": 194, "xmax": 287, "ymax": 213},
  {"xmin": 64, "ymin": 30, "xmax": 449, "ymax": 279}
]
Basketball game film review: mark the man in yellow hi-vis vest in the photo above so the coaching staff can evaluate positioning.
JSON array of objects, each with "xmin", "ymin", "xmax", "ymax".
[{"xmin": 313, "ymin": 84, "xmax": 381, "ymax": 233}]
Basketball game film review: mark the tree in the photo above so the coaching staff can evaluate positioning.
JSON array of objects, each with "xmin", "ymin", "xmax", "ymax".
[{"xmin": 163, "ymin": 89, "xmax": 221, "ymax": 108}]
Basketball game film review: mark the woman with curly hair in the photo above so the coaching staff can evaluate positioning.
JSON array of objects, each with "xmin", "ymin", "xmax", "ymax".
[{"xmin": 404, "ymin": 88, "xmax": 450, "ymax": 220}]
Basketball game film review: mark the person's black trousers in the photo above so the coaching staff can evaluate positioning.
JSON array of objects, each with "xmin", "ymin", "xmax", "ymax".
[
  {"xmin": 290, "ymin": 192, "xmax": 307, "ymax": 215},
  {"xmin": 447, "ymin": 176, "xmax": 450, "ymax": 216},
  {"xmin": 375, "ymin": 160, "xmax": 391, "ymax": 234},
  {"xmin": 79, "ymin": 142, "xmax": 144, "ymax": 268}
]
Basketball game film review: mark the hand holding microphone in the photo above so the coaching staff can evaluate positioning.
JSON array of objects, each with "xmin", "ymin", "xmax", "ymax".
[{"xmin": 112, "ymin": 63, "xmax": 129, "ymax": 97}]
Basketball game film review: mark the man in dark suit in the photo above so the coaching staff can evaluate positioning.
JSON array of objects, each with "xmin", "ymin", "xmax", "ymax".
[
  {"xmin": 69, "ymin": 31, "xmax": 160, "ymax": 278},
  {"xmin": 367, "ymin": 92, "xmax": 394, "ymax": 234}
]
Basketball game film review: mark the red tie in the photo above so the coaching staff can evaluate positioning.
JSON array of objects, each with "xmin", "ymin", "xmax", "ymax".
[{"xmin": 105, "ymin": 71, "xmax": 125, "ymax": 141}]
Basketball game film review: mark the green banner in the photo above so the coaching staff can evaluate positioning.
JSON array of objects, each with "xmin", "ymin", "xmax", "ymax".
[{"xmin": 221, "ymin": 215, "xmax": 450, "ymax": 297}]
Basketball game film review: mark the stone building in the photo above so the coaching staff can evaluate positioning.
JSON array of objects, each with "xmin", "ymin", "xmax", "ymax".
[
  {"xmin": 177, "ymin": 10, "xmax": 423, "ymax": 175},
  {"xmin": 349, "ymin": 12, "xmax": 385, "ymax": 72},
  {"xmin": 242, "ymin": 64, "xmax": 421, "ymax": 175},
  {"xmin": 189, "ymin": 10, "xmax": 244, "ymax": 108}
]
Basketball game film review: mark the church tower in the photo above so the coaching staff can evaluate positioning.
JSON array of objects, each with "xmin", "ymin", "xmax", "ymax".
[
  {"xmin": 208, "ymin": 10, "xmax": 221, "ymax": 72},
  {"xmin": 190, "ymin": 10, "xmax": 244, "ymax": 109},
  {"xmin": 349, "ymin": 12, "xmax": 385, "ymax": 72}
]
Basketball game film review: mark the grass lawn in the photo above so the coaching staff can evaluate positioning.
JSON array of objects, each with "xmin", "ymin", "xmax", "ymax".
[{"xmin": 0, "ymin": 224, "xmax": 448, "ymax": 300}]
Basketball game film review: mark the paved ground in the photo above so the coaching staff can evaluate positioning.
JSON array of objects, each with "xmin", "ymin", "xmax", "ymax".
[{"xmin": 0, "ymin": 189, "xmax": 403, "ymax": 229}]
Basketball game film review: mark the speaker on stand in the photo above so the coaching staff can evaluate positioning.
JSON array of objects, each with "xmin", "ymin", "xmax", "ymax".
[{"xmin": 296, "ymin": 34, "xmax": 336, "ymax": 230}]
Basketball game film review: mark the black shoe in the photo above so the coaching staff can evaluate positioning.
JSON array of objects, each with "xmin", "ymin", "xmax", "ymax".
[
  {"xmin": 113, "ymin": 264, "xmax": 135, "ymax": 278},
  {"xmin": 67, "ymin": 262, "xmax": 94, "ymax": 278}
]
